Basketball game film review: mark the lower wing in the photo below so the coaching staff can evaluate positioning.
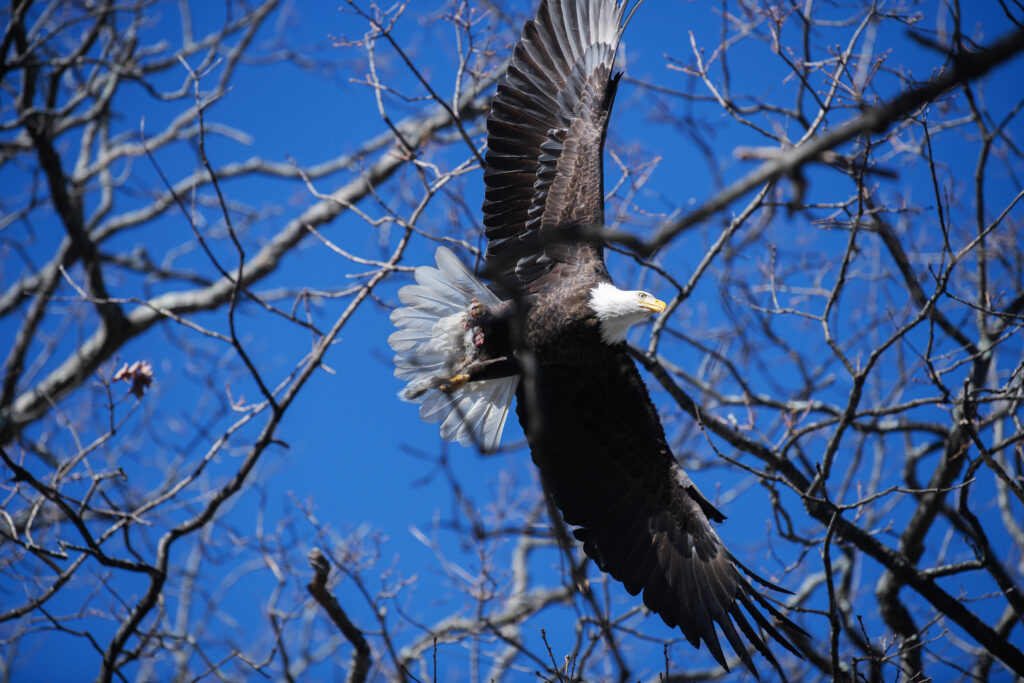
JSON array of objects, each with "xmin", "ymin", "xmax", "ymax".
[{"xmin": 516, "ymin": 346, "xmax": 803, "ymax": 676}]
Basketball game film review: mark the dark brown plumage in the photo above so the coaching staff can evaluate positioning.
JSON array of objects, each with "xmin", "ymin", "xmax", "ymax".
[
  {"xmin": 483, "ymin": 0, "xmax": 621, "ymax": 289},
  {"xmin": 391, "ymin": 0, "xmax": 804, "ymax": 676}
]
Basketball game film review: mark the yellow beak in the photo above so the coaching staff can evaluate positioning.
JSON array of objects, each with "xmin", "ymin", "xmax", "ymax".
[{"xmin": 640, "ymin": 297, "xmax": 667, "ymax": 314}]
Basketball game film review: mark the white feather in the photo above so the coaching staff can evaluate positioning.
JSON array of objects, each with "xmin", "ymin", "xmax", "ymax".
[
  {"xmin": 389, "ymin": 247, "xmax": 517, "ymax": 452},
  {"xmin": 397, "ymin": 288, "xmax": 462, "ymax": 317},
  {"xmin": 435, "ymin": 248, "xmax": 502, "ymax": 305},
  {"xmin": 390, "ymin": 307, "xmax": 438, "ymax": 330}
]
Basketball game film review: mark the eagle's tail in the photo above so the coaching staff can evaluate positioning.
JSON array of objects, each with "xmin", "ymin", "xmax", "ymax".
[{"xmin": 388, "ymin": 247, "xmax": 518, "ymax": 453}]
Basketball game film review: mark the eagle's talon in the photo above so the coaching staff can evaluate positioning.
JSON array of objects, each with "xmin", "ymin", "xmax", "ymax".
[{"xmin": 439, "ymin": 373, "xmax": 470, "ymax": 393}]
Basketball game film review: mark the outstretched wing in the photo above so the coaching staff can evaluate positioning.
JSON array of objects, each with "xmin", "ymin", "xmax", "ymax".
[
  {"xmin": 483, "ymin": 0, "xmax": 633, "ymax": 289},
  {"xmin": 518, "ymin": 347, "xmax": 803, "ymax": 677}
]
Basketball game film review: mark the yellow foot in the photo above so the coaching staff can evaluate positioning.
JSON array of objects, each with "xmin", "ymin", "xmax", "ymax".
[{"xmin": 439, "ymin": 374, "xmax": 470, "ymax": 393}]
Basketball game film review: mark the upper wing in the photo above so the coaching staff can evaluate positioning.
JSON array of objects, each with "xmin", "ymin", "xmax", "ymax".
[
  {"xmin": 518, "ymin": 347, "xmax": 802, "ymax": 677},
  {"xmin": 483, "ymin": 0, "xmax": 632, "ymax": 288}
]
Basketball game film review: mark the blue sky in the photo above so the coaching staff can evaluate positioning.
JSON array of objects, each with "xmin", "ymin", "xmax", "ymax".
[{"xmin": 3, "ymin": 0, "xmax": 1024, "ymax": 680}]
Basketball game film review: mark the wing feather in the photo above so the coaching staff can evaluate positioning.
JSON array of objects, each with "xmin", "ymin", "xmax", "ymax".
[
  {"xmin": 483, "ymin": 0, "xmax": 628, "ymax": 289},
  {"xmin": 518, "ymin": 346, "xmax": 803, "ymax": 676}
]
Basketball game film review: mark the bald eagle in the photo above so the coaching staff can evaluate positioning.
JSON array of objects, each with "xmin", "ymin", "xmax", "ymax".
[{"xmin": 389, "ymin": 0, "xmax": 803, "ymax": 675}]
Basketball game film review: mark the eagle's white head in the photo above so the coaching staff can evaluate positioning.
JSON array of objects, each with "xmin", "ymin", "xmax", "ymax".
[{"xmin": 589, "ymin": 282, "xmax": 667, "ymax": 344}]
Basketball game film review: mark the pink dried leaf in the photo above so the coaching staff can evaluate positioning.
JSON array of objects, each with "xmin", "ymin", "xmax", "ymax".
[{"xmin": 113, "ymin": 360, "xmax": 154, "ymax": 399}]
